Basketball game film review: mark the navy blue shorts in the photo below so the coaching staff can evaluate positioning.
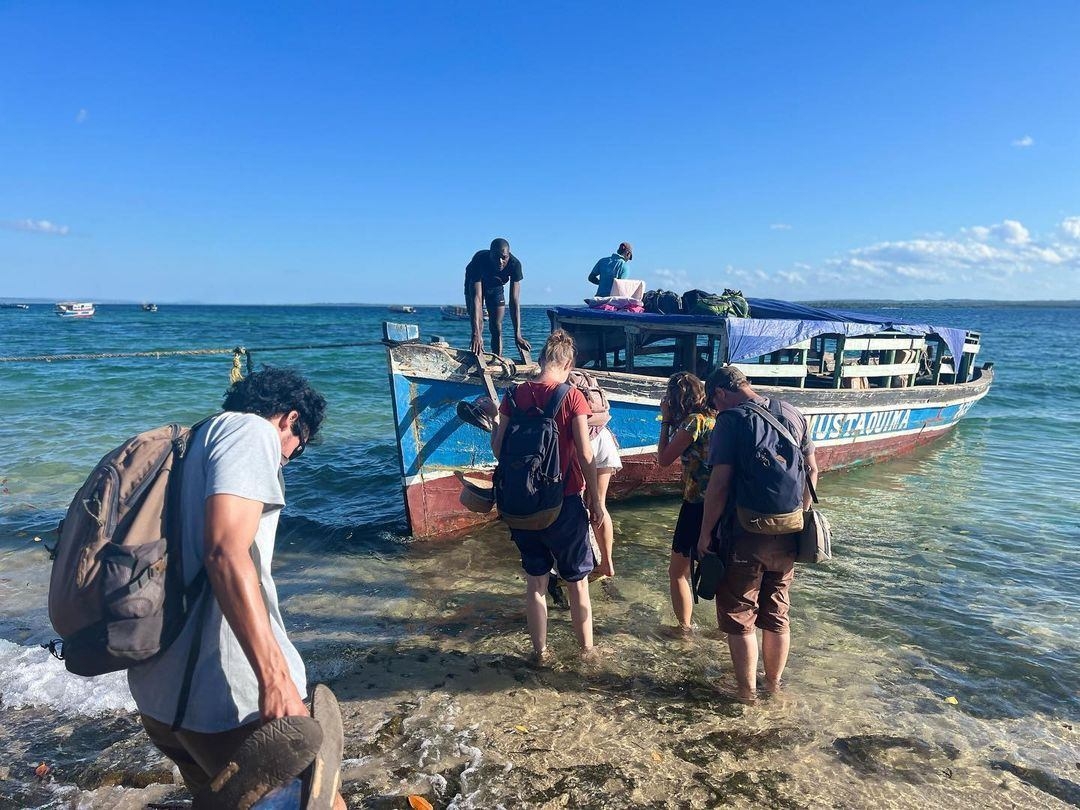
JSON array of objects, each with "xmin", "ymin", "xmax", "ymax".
[
  {"xmin": 511, "ymin": 494, "xmax": 595, "ymax": 582},
  {"xmin": 484, "ymin": 287, "xmax": 506, "ymax": 312},
  {"xmin": 462, "ymin": 285, "xmax": 506, "ymax": 315},
  {"xmin": 672, "ymin": 500, "xmax": 705, "ymax": 558}
]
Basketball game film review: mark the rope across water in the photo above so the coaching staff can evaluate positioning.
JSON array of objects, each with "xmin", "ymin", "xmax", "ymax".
[{"xmin": 0, "ymin": 341, "xmax": 380, "ymax": 381}]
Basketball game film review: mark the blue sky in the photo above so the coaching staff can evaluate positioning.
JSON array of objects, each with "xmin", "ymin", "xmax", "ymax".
[{"xmin": 2, "ymin": 2, "xmax": 1078, "ymax": 304}]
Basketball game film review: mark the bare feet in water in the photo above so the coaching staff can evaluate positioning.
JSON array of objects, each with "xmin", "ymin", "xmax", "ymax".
[
  {"xmin": 660, "ymin": 624, "xmax": 694, "ymax": 639},
  {"xmin": 735, "ymin": 685, "xmax": 758, "ymax": 704},
  {"xmin": 579, "ymin": 645, "xmax": 605, "ymax": 665}
]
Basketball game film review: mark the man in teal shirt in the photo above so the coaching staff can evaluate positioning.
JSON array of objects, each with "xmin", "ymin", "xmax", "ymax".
[{"xmin": 588, "ymin": 242, "xmax": 633, "ymax": 296}]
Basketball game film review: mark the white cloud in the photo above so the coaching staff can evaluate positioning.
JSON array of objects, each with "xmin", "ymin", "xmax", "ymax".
[
  {"xmin": 652, "ymin": 267, "xmax": 691, "ymax": 290},
  {"xmin": 638, "ymin": 218, "xmax": 1080, "ymax": 300},
  {"xmin": 2, "ymin": 218, "xmax": 71, "ymax": 236},
  {"xmin": 770, "ymin": 223, "xmax": 792, "ymax": 231},
  {"xmin": 1012, "ymin": 135, "xmax": 1034, "ymax": 148},
  {"xmin": 75, "ymin": 108, "xmax": 88, "ymax": 124},
  {"xmin": 817, "ymin": 217, "xmax": 1080, "ymax": 294},
  {"xmin": 968, "ymin": 219, "xmax": 1029, "ymax": 245}
]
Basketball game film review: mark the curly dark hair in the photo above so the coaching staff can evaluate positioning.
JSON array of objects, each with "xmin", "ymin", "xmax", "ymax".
[
  {"xmin": 222, "ymin": 366, "xmax": 327, "ymax": 440},
  {"xmin": 665, "ymin": 371, "xmax": 713, "ymax": 424}
]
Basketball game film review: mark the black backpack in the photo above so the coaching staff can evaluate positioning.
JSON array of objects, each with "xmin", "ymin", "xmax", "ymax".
[
  {"xmin": 643, "ymin": 289, "xmax": 683, "ymax": 314},
  {"xmin": 493, "ymin": 383, "xmax": 571, "ymax": 530},
  {"xmin": 729, "ymin": 399, "xmax": 808, "ymax": 534}
]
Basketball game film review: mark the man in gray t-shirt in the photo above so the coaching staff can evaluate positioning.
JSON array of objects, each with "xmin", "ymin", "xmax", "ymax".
[{"xmin": 126, "ymin": 367, "xmax": 339, "ymax": 806}]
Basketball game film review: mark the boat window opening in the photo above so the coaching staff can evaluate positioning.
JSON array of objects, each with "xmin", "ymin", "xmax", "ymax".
[
  {"xmin": 561, "ymin": 323, "xmax": 629, "ymax": 371},
  {"xmin": 806, "ymin": 331, "xmax": 932, "ymax": 390},
  {"xmin": 732, "ymin": 340, "xmax": 812, "ymax": 389}
]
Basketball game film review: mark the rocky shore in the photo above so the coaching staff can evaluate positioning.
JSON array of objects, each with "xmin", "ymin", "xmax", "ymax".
[{"xmin": 3, "ymin": 629, "xmax": 1076, "ymax": 809}]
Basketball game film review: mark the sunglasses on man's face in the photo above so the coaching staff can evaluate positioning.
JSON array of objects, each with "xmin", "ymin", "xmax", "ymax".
[{"xmin": 289, "ymin": 422, "xmax": 307, "ymax": 460}]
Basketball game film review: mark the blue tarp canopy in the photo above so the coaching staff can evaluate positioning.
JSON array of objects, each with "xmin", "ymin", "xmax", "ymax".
[{"xmin": 552, "ymin": 301, "xmax": 969, "ymax": 367}]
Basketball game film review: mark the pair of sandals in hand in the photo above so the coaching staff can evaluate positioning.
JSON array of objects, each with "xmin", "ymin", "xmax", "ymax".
[{"xmin": 194, "ymin": 683, "xmax": 343, "ymax": 810}]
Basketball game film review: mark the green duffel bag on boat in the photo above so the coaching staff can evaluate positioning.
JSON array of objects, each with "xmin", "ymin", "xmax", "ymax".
[{"xmin": 685, "ymin": 288, "xmax": 751, "ymax": 318}]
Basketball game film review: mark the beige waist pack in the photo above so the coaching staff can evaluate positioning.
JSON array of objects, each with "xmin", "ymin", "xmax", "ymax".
[{"xmin": 736, "ymin": 505, "xmax": 805, "ymax": 535}]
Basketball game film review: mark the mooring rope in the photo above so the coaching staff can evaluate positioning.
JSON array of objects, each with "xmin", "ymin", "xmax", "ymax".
[
  {"xmin": 0, "ymin": 341, "xmax": 379, "ymax": 365},
  {"xmin": 0, "ymin": 341, "xmax": 384, "ymax": 382}
]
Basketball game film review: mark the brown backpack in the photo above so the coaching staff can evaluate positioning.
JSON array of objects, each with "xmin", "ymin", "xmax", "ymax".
[
  {"xmin": 47, "ymin": 420, "xmax": 210, "ymax": 678},
  {"xmin": 567, "ymin": 369, "xmax": 611, "ymax": 429}
]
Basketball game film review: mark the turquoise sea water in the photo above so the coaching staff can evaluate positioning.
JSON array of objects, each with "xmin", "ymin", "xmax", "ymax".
[{"xmin": 1, "ymin": 302, "xmax": 1078, "ymax": 808}]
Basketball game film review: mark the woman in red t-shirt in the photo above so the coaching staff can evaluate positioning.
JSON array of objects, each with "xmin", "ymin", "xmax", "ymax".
[{"xmin": 491, "ymin": 329, "xmax": 606, "ymax": 664}]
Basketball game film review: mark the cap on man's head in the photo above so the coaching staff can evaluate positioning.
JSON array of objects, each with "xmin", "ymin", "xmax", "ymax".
[
  {"xmin": 708, "ymin": 365, "xmax": 748, "ymax": 393},
  {"xmin": 618, "ymin": 242, "xmax": 633, "ymax": 258}
]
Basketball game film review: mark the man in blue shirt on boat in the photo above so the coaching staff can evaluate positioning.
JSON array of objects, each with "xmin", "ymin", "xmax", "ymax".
[
  {"xmin": 464, "ymin": 238, "xmax": 531, "ymax": 359},
  {"xmin": 588, "ymin": 242, "xmax": 633, "ymax": 297}
]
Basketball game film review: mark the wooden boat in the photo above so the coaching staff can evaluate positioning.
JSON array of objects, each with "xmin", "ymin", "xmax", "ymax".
[
  {"xmin": 388, "ymin": 305, "xmax": 416, "ymax": 314},
  {"xmin": 440, "ymin": 304, "xmax": 486, "ymax": 321},
  {"xmin": 55, "ymin": 302, "xmax": 95, "ymax": 318},
  {"xmin": 384, "ymin": 299, "xmax": 994, "ymax": 539}
]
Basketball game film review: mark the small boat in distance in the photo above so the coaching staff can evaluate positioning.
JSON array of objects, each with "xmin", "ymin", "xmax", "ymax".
[
  {"xmin": 440, "ymin": 304, "xmax": 486, "ymax": 320},
  {"xmin": 0, "ymin": 303, "xmax": 30, "ymax": 310},
  {"xmin": 55, "ymin": 302, "xmax": 95, "ymax": 318},
  {"xmin": 388, "ymin": 305, "xmax": 416, "ymax": 314},
  {"xmin": 141, "ymin": 303, "xmax": 158, "ymax": 312}
]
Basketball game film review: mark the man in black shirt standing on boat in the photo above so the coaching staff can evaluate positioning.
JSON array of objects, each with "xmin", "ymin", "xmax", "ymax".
[{"xmin": 464, "ymin": 237, "xmax": 532, "ymax": 359}]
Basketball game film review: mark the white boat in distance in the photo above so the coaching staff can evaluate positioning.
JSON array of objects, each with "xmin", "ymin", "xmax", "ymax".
[
  {"xmin": 440, "ymin": 304, "xmax": 487, "ymax": 320},
  {"xmin": 141, "ymin": 303, "xmax": 158, "ymax": 312},
  {"xmin": 55, "ymin": 302, "xmax": 95, "ymax": 318},
  {"xmin": 388, "ymin": 305, "xmax": 416, "ymax": 314}
]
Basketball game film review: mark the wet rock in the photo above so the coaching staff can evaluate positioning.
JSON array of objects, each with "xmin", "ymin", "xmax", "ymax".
[
  {"xmin": 833, "ymin": 734, "xmax": 959, "ymax": 783},
  {"xmin": 343, "ymin": 790, "xmax": 411, "ymax": 809},
  {"xmin": 693, "ymin": 769, "xmax": 798, "ymax": 809},
  {"xmin": 75, "ymin": 730, "xmax": 176, "ymax": 790},
  {"xmin": 359, "ymin": 704, "xmax": 416, "ymax": 755},
  {"xmin": 674, "ymin": 727, "xmax": 814, "ymax": 763},
  {"xmin": 989, "ymin": 759, "xmax": 1080, "ymax": 806},
  {"xmin": 525, "ymin": 762, "xmax": 634, "ymax": 806}
]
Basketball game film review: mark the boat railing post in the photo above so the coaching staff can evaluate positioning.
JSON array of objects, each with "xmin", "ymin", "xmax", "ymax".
[
  {"xmin": 930, "ymin": 337, "xmax": 943, "ymax": 385},
  {"xmin": 832, "ymin": 336, "xmax": 846, "ymax": 389},
  {"xmin": 884, "ymin": 349, "xmax": 896, "ymax": 389},
  {"xmin": 624, "ymin": 326, "xmax": 636, "ymax": 373}
]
